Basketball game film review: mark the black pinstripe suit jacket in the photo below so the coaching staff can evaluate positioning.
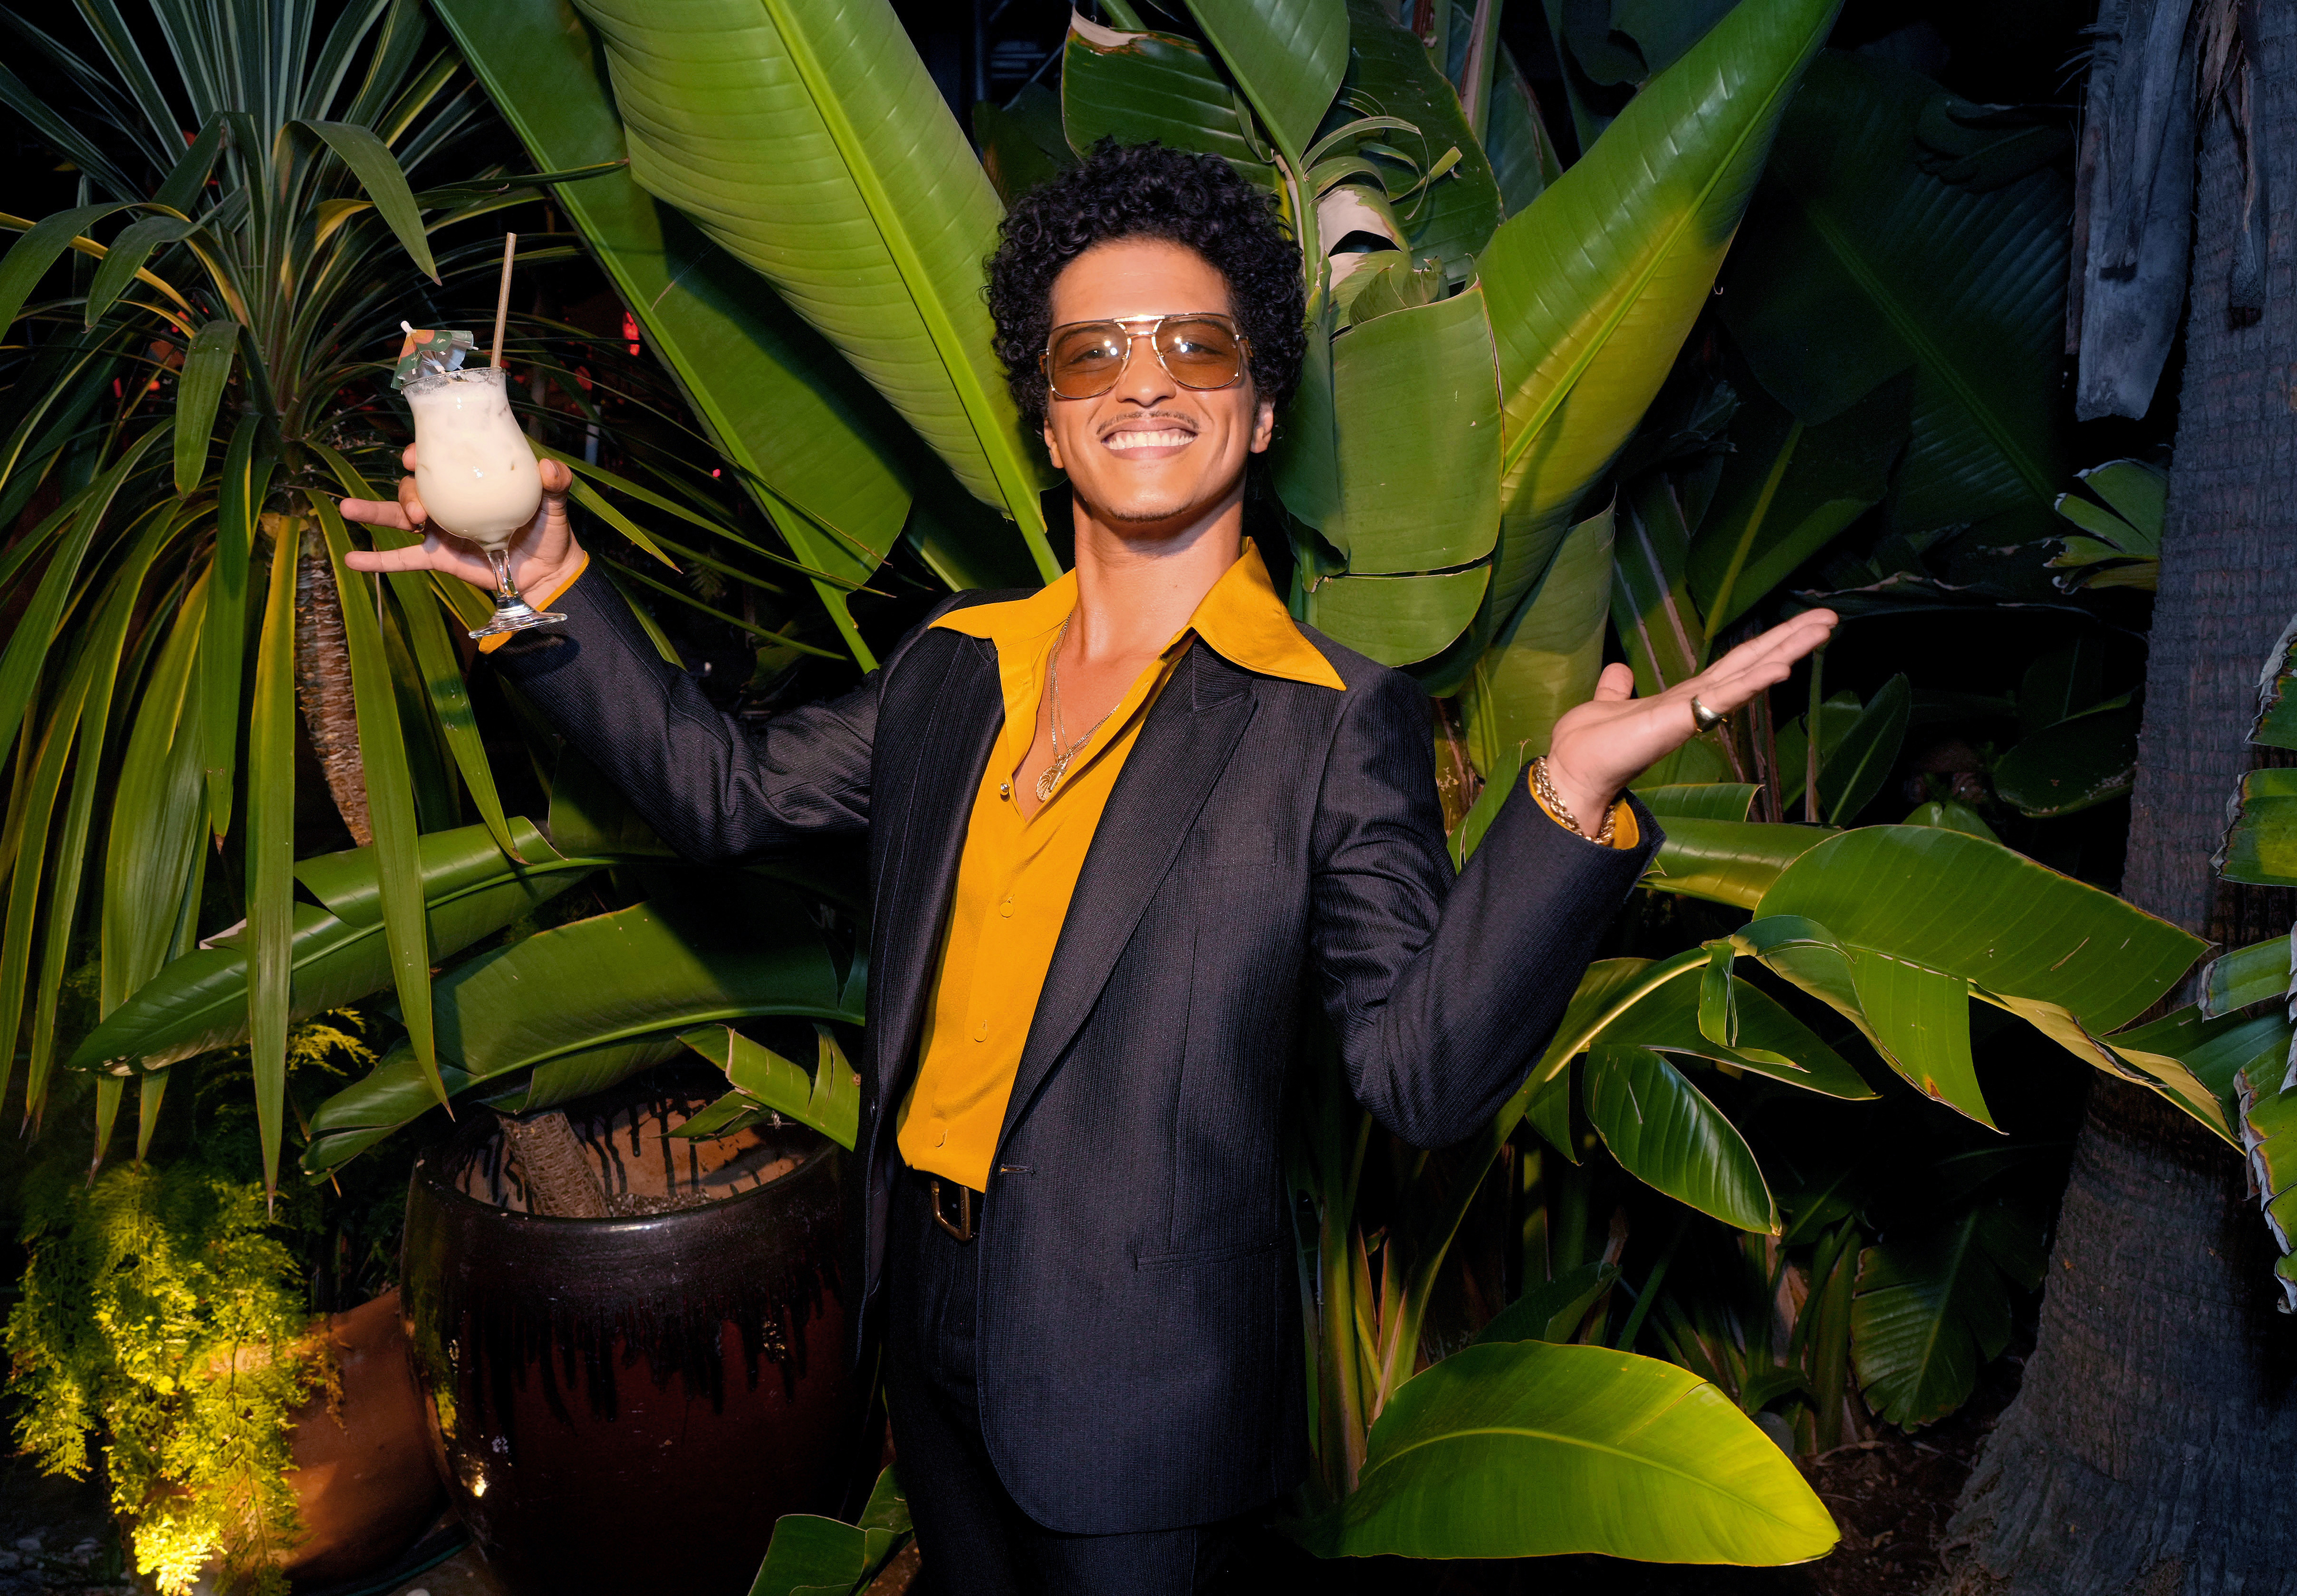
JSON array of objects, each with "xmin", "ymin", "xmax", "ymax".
[{"xmin": 497, "ymin": 571, "xmax": 1660, "ymax": 1533}]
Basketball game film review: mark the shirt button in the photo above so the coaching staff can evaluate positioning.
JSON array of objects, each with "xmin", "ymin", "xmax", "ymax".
[
  {"xmin": 999, "ymin": 896, "xmax": 1015, "ymax": 917},
  {"xmin": 973, "ymin": 1022, "xmax": 989, "ymax": 1042},
  {"xmin": 998, "ymin": 782, "xmax": 1010, "ymax": 799}
]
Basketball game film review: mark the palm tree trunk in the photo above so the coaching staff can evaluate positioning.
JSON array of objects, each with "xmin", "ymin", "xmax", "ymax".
[
  {"xmin": 1935, "ymin": 9, "xmax": 2297, "ymax": 1589},
  {"xmin": 286, "ymin": 519, "xmax": 371, "ymax": 846}
]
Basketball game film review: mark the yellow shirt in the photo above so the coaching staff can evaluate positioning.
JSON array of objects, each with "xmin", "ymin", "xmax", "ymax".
[
  {"xmin": 894, "ymin": 541, "xmax": 1635, "ymax": 1191},
  {"xmin": 895, "ymin": 543, "xmax": 1344, "ymax": 1189}
]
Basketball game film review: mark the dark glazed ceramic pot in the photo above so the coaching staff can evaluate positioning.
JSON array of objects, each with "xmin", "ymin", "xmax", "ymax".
[{"xmin": 400, "ymin": 1083, "xmax": 853, "ymax": 1596}]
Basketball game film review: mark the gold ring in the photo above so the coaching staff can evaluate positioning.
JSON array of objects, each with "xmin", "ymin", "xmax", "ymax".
[{"xmin": 1690, "ymin": 696, "xmax": 1727, "ymax": 734}]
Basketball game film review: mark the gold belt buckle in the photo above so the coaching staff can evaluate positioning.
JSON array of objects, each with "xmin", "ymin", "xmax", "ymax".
[{"xmin": 928, "ymin": 1177, "xmax": 976, "ymax": 1242}]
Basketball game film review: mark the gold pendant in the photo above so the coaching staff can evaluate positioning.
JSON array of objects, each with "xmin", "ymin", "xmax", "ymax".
[{"xmin": 1034, "ymin": 761, "xmax": 1064, "ymax": 803}]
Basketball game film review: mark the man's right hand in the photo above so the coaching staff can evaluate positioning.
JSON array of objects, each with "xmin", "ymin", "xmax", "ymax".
[{"xmin": 339, "ymin": 444, "xmax": 585, "ymax": 598}]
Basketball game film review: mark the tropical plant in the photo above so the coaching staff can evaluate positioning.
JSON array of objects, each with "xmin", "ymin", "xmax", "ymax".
[
  {"xmin": 2190, "ymin": 618, "xmax": 2297, "ymax": 1311},
  {"xmin": 0, "ymin": 0, "xmax": 879, "ymax": 1198},
  {"xmin": 0, "ymin": 0, "xmax": 562, "ymax": 1185}
]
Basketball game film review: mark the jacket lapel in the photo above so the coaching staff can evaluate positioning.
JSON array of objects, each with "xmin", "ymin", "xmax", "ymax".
[
  {"xmin": 869, "ymin": 633, "xmax": 1003, "ymax": 1097},
  {"xmin": 998, "ymin": 646, "xmax": 1258, "ymax": 1142}
]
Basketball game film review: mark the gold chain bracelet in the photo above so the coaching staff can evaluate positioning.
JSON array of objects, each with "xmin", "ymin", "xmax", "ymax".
[{"xmin": 1530, "ymin": 755, "xmax": 1618, "ymax": 847}]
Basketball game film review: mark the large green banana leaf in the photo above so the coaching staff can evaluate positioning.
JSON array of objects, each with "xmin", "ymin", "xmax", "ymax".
[
  {"xmin": 751, "ymin": 1468, "xmax": 911, "ymax": 1596},
  {"xmin": 1405, "ymin": 0, "xmax": 1839, "ymax": 679},
  {"xmin": 1180, "ymin": 0, "xmax": 1350, "ymax": 171},
  {"xmin": 304, "ymin": 872, "xmax": 865, "ymax": 1169},
  {"xmin": 1448, "ymin": 503, "xmax": 1616, "ymax": 864},
  {"xmin": 2240, "ymin": 1062, "xmax": 2297, "ymax": 1310},
  {"xmin": 1319, "ymin": 286, "xmax": 1502, "ymax": 579},
  {"xmin": 66, "ymin": 822, "xmax": 602, "ymax": 1074},
  {"xmin": 569, "ymin": 0, "xmax": 1058, "ymax": 577},
  {"xmin": 1061, "ymin": 17, "xmax": 1269, "ymax": 173},
  {"xmin": 1813, "ymin": 674, "xmax": 1911, "ymax": 826},
  {"xmin": 975, "ymin": 85, "xmax": 1074, "ymax": 207},
  {"xmin": 1720, "ymin": 51, "xmax": 2069, "ymax": 534},
  {"xmin": 431, "ymin": 0, "xmax": 933, "ymax": 663},
  {"xmin": 430, "ymin": 876, "xmax": 863, "ymax": 1080},
  {"xmin": 1715, "ymin": 829, "xmax": 2204, "ymax": 1129},
  {"xmin": 1685, "ymin": 376, "xmax": 1907, "ymax": 644},
  {"xmin": 679, "ymin": 1022, "xmax": 860, "ymax": 1151},
  {"xmin": 1328, "ymin": 0, "xmax": 1502, "ymax": 272},
  {"xmin": 1645, "ymin": 816, "xmax": 1837, "ymax": 907},
  {"xmin": 1589, "ymin": 959, "xmax": 1873, "ymax": 1100},
  {"xmin": 1293, "ymin": 1340, "xmax": 1836, "ymax": 1561},
  {"xmin": 1457, "ymin": 501, "xmax": 1612, "ymax": 791},
  {"xmin": 1850, "ymin": 1198, "xmax": 2044, "ymax": 1428},
  {"xmin": 1586, "ymin": 1045, "xmax": 1776, "ymax": 1232},
  {"xmin": 1610, "ymin": 472, "xmax": 1707, "ymax": 694}
]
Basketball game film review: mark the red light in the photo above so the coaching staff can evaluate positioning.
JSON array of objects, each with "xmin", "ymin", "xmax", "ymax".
[
  {"xmin": 711, "ymin": 468, "xmax": 721, "ymax": 478},
  {"xmin": 621, "ymin": 312, "xmax": 640, "ymax": 357}
]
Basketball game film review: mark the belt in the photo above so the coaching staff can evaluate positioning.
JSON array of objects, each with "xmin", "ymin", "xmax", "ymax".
[{"xmin": 906, "ymin": 1165, "xmax": 978, "ymax": 1242}]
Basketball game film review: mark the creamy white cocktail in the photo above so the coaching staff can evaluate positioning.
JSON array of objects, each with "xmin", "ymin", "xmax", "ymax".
[{"xmin": 403, "ymin": 365, "xmax": 562, "ymax": 637}]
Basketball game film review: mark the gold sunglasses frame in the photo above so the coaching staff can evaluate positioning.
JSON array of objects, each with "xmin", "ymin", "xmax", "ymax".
[{"xmin": 1039, "ymin": 313, "xmax": 1254, "ymax": 400}]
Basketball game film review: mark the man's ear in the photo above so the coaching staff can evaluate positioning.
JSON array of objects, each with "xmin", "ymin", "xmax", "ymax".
[
  {"xmin": 1249, "ymin": 394, "xmax": 1277, "ymax": 453},
  {"xmin": 1042, "ymin": 413, "xmax": 1065, "ymax": 471}
]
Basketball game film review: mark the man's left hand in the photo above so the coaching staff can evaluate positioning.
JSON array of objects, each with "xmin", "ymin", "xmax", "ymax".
[{"xmin": 1542, "ymin": 609, "xmax": 1840, "ymax": 827}]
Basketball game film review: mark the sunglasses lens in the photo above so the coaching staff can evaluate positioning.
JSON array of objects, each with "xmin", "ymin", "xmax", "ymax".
[
  {"xmin": 1156, "ymin": 318, "xmax": 1244, "ymax": 389},
  {"xmin": 1048, "ymin": 325, "xmax": 1130, "ymax": 397}
]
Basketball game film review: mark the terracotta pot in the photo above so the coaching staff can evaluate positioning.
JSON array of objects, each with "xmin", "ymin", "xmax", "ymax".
[
  {"xmin": 400, "ymin": 1081, "xmax": 855, "ymax": 1596},
  {"xmin": 279, "ymin": 1288, "xmax": 447, "ymax": 1584}
]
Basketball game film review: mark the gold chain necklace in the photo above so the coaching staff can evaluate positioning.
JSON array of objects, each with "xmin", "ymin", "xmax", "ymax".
[{"xmin": 1035, "ymin": 615, "xmax": 1118, "ymax": 802}]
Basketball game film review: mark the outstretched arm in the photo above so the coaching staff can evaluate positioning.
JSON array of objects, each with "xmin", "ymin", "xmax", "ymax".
[
  {"xmin": 1314, "ymin": 611, "xmax": 1834, "ymax": 1147},
  {"xmin": 339, "ymin": 448, "xmax": 880, "ymax": 860}
]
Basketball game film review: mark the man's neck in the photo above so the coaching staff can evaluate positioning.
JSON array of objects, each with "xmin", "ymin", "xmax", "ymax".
[{"xmin": 1065, "ymin": 487, "xmax": 1244, "ymax": 665}]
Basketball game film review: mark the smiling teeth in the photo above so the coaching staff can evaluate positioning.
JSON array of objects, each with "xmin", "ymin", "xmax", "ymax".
[{"xmin": 1105, "ymin": 429, "xmax": 1194, "ymax": 450}]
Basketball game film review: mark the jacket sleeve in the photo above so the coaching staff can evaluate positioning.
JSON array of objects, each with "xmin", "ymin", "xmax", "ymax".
[
  {"xmin": 1306, "ymin": 668, "xmax": 1661, "ymax": 1149},
  {"xmin": 491, "ymin": 567, "xmax": 943, "ymax": 863}
]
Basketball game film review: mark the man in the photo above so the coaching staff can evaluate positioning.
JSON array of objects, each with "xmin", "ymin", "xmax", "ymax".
[{"xmin": 344, "ymin": 142, "xmax": 1832, "ymax": 1594}]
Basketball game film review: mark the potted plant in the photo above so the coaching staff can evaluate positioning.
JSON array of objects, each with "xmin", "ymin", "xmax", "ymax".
[
  {"xmin": 5, "ymin": 1018, "xmax": 440, "ymax": 1595},
  {"xmin": 398, "ymin": 1065, "xmax": 861, "ymax": 1595}
]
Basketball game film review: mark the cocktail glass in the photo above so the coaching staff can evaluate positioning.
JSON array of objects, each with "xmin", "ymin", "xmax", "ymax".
[{"xmin": 403, "ymin": 366, "xmax": 559, "ymax": 638}]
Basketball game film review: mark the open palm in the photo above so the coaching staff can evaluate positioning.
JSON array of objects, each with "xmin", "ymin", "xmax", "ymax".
[{"xmin": 1544, "ymin": 609, "xmax": 1839, "ymax": 822}]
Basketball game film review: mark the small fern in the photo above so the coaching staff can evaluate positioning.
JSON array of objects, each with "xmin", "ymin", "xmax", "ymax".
[{"xmin": 5, "ymin": 1013, "xmax": 381, "ymax": 1595}]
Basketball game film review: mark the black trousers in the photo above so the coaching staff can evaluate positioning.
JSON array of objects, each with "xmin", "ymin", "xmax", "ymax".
[{"xmin": 884, "ymin": 1165, "xmax": 1242, "ymax": 1595}]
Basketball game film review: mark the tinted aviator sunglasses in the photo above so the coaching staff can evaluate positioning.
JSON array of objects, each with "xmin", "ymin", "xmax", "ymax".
[{"xmin": 1040, "ymin": 313, "xmax": 1252, "ymax": 400}]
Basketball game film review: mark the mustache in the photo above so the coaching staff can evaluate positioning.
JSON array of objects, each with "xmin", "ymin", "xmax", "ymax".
[{"xmin": 1096, "ymin": 411, "xmax": 1200, "ymax": 440}]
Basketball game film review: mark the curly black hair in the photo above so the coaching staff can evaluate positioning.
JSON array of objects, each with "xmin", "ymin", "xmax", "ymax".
[{"xmin": 987, "ymin": 140, "xmax": 1306, "ymax": 431}]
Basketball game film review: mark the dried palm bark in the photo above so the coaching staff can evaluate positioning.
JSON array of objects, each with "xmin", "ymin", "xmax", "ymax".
[{"xmin": 285, "ymin": 517, "xmax": 370, "ymax": 845}]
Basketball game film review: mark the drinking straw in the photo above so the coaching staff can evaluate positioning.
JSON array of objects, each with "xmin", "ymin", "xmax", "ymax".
[{"xmin": 489, "ymin": 232, "xmax": 518, "ymax": 369}]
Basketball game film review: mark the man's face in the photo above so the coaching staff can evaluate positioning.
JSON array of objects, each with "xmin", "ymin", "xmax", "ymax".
[{"xmin": 1039, "ymin": 238, "xmax": 1276, "ymax": 534}]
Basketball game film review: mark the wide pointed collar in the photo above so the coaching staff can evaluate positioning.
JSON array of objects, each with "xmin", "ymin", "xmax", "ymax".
[{"xmin": 929, "ymin": 540, "xmax": 1344, "ymax": 691}]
